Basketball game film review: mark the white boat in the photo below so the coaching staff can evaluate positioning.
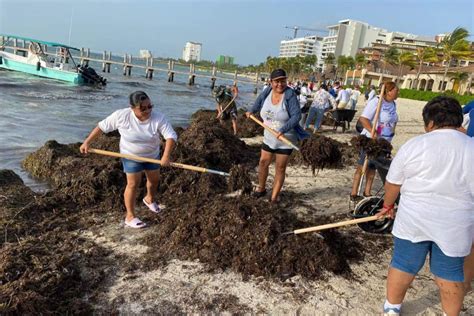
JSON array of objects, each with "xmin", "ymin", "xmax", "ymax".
[{"xmin": 0, "ymin": 34, "xmax": 106, "ymax": 85}]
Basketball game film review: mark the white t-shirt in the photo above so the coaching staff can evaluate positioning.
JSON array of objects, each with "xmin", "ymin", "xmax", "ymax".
[
  {"xmin": 336, "ymin": 89, "xmax": 350, "ymax": 103},
  {"xmin": 387, "ymin": 129, "xmax": 474, "ymax": 257},
  {"xmin": 351, "ymin": 89, "xmax": 361, "ymax": 102},
  {"xmin": 98, "ymin": 108, "xmax": 177, "ymax": 159},
  {"xmin": 360, "ymin": 97, "xmax": 398, "ymax": 142},
  {"xmin": 368, "ymin": 89, "xmax": 376, "ymax": 101}
]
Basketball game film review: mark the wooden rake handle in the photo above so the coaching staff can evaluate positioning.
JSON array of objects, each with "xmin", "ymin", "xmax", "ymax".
[
  {"xmin": 291, "ymin": 215, "xmax": 381, "ymax": 235},
  {"xmin": 248, "ymin": 114, "xmax": 300, "ymax": 151},
  {"xmin": 87, "ymin": 148, "xmax": 230, "ymax": 177}
]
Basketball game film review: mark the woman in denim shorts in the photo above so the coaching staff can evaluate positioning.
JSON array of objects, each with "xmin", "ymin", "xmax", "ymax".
[{"xmin": 80, "ymin": 91, "xmax": 177, "ymax": 228}]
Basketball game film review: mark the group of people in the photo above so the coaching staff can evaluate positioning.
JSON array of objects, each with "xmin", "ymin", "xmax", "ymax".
[{"xmin": 79, "ymin": 69, "xmax": 473, "ymax": 315}]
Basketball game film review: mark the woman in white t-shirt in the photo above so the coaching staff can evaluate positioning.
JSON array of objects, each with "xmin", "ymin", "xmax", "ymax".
[
  {"xmin": 378, "ymin": 96, "xmax": 474, "ymax": 315},
  {"xmin": 350, "ymin": 81, "xmax": 399, "ymax": 200},
  {"xmin": 80, "ymin": 91, "xmax": 177, "ymax": 229}
]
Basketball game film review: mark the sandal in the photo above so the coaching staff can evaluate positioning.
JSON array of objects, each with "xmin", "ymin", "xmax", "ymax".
[
  {"xmin": 252, "ymin": 189, "xmax": 267, "ymax": 198},
  {"xmin": 125, "ymin": 217, "xmax": 147, "ymax": 229},
  {"xmin": 143, "ymin": 198, "xmax": 162, "ymax": 214},
  {"xmin": 350, "ymin": 194, "xmax": 363, "ymax": 202}
]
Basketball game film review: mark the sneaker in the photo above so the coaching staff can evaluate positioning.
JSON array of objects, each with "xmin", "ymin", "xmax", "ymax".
[
  {"xmin": 383, "ymin": 307, "xmax": 401, "ymax": 316},
  {"xmin": 252, "ymin": 189, "xmax": 267, "ymax": 198}
]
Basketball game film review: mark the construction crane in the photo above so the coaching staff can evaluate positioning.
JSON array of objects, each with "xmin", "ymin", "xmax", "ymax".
[{"xmin": 284, "ymin": 25, "xmax": 328, "ymax": 39}]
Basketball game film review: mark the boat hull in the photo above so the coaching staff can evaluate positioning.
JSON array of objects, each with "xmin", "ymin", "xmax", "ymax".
[{"xmin": 0, "ymin": 54, "xmax": 84, "ymax": 84}]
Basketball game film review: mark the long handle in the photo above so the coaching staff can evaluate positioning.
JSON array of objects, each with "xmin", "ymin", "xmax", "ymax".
[
  {"xmin": 88, "ymin": 148, "xmax": 230, "ymax": 177},
  {"xmin": 292, "ymin": 215, "xmax": 381, "ymax": 235},
  {"xmin": 248, "ymin": 114, "xmax": 300, "ymax": 151},
  {"xmin": 217, "ymin": 95, "xmax": 237, "ymax": 119},
  {"xmin": 357, "ymin": 84, "xmax": 386, "ymax": 195}
]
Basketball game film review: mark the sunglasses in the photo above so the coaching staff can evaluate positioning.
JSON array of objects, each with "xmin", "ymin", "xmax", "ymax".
[{"xmin": 139, "ymin": 104, "xmax": 154, "ymax": 112}]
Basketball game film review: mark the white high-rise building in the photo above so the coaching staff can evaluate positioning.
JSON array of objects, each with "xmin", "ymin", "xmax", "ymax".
[
  {"xmin": 279, "ymin": 35, "xmax": 323, "ymax": 70},
  {"xmin": 182, "ymin": 42, "xmax": 202, "ymax": 62},
  {"xmin": 321, "ymin": 19, "xmax": 388, "ymax": 62}
]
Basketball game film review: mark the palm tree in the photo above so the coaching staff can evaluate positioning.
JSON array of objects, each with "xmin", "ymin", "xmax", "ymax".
[
  {"xmin": 336, "ymin": 55, "xmax": 348, "ymax": 79},
  {"xmin": 324, "ymin": 53, "xmax": 335, "ymax": 66},
  {"xmin": 355, "ymin": 53, "xmax": 367, "ymax": 69},
  {"xmin": 439, "ymin": 27, "xmax": 471, "ymax": 91},
  {"xmin": 396, "ymin": 51, "xmax": 416, "ymax": 85},
  {"xmin": 383, "ymin": 47, "xmax": 400, "ymax": 74},
  {"xmin": 413, "ymin": 47, "xmax": 438, "ymax": 89},
  {"xmin": 450, "ymin": 72, "xmax": 469, "ymax": 93}
]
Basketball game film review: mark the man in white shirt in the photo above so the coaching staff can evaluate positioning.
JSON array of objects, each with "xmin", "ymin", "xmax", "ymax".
[
  {"xmin": 335, "ymin": 85, "xmax": 350, "ymax": 109},
  {"xmin": 378, "ymin": 96, "xmax": 473, "ymax": 316},
  {"xmin": 350, "ymin": 85, "xmax": 361, "ymax": 110}
]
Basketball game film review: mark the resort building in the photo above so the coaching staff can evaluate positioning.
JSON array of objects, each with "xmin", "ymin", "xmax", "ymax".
[
  {"xmin": 182, "ymin": 42, "xmax": 202, "ymax": 62},
  {"xmin": 279, "ymin": 36, "xmax": 323, "ymax": 69}
]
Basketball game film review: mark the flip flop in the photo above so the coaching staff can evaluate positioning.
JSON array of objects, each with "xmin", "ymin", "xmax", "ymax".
[
  {"xmin": 143, "ymin": 198, "xmax": 162, "ymax": 214},
  {"xmin": 124, "ymin": 217, "xmax": 147, "ymax": 229}
]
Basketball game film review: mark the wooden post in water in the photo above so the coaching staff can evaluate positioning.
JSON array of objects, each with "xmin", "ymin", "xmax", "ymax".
[
  {"xmin": 123, "ymin": 54, "xmax": 128, "ymax": 76},
  {"xmin": 13, "ymin": 38, "xmax": 17, "ymax": 55},
  {"xmin": 107, "ymin": 51, "xmax": 112, "ymax": 72},
  {"xmin": 188, "ymin": 64, "xmax": 195, "ymax": 85},
  {"xmin": 210, "ymin": 66, "xmax": 216, "ymax": 89},
  {"xmin": 84, "ymin": 48, "xmax": 90, "ymax": 67},
  {"xmin": 102, "ymin": 51, "xmax": 107, "ymax": 72},
  {"xmin": 233, "ymin": 70, "xmax": 238, "ymax": 86},
  {"xmin": 254, "ymin": 72, "xmax": 259, "ymax": 94},
  {"xmin": 127, "ymin": 55, "xmax": 132, "ymax": 76},
  {"xmin": 146, "ymin": 54, "xmax": 154, "ymax": 79},
  {"xmin": 168, "ymin": 60, "xmax": 175, "ymax": 82}
]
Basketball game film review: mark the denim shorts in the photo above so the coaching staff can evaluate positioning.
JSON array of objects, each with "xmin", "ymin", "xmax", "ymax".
[
  {"xmin": 357, "ymin": 149, "xmax": 376, "ymax": 170},
  {"xmin": 391, "ymin": 236, "xmax": 465, "ymax": 282},
  {"xmin": 121, "ymin": 157, "xmax": 160, "ymax": 174}
]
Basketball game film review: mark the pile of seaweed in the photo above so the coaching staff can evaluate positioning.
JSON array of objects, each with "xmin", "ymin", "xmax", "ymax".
[
  {"xmin": 140, "ymin": 194, "xmax": 370, "ymax": 280},
  {"xmin": 191, "ymin": 109, "xmax": 263, "ymax": 138},
  {"xmin": 22, "ymin": 133, "xmax": 126, "ymax": 209},
  {"xmin": 1, "ymin": 108, "xmax": 393, "ymax": 313},
  {"xmin": 350, "ymin": 135, "xmax": 393, "ymax": 158},
  {"xmin": 0, "ymin": 171, "xmax": 116, "ymax": 314}
]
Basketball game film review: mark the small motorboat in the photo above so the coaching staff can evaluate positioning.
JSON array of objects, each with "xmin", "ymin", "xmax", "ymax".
[{"xmin": 0, "ymin": 34, "xmax": 106, "ymax": 86}]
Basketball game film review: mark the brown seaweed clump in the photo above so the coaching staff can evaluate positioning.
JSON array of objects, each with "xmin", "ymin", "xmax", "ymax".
[
  {"xmin": 140, "ymin": 194, "xmax": 374, "ymax": 281},
  {"xmin": 227, "ymin": 164, "xmax": 253, "ymax": 194},
  {"xmin": 350, "ymin": 135, "xmax": 393, "ymax": 158},
  {"xmin": 299, "ymin": 134, "xmax": 342, "ymax": 174},
  {"xmin": 191, "ymin": 109, "xmax": 263, "ymax": 138}
]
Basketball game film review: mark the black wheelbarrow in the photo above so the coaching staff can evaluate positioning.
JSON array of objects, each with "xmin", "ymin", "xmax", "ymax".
[
  {"xmin": 328, "ymin": 109, "xmax": 357, "ymax": 132},
  {"xmin": 350, "ymin": 156, "xmax": 398, "ymax": 234}
]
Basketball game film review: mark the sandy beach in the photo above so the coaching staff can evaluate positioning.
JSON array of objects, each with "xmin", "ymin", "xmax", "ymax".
[
  {"xmin": 1, "ymin": 97, "xmax": 472, "ymax": 315},
  {"xmin": 78, "ymin": 97, "xmax": 472, "ymax": 314}
]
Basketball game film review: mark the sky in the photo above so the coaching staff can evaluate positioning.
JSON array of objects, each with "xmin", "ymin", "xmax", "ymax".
[{"xmin": 0, "ymin": 0, "xmax": 473, "ymax": 65}]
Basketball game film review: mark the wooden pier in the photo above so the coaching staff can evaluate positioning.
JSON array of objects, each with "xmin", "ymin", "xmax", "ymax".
[{"xmin": 1, "ymin": 39, "xmax": 261, "ymax": 93}]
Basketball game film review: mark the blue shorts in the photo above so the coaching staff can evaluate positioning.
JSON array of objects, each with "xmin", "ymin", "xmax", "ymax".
[
  {"xmin": 357, "ymin": 150, "xmax": 376, "ymax": 169},
  {"xmin": 121, "ymin": 157, "xmax": 160, "ymax": 174},
  {"xmin": 391, "ymin": 236, "xmax": 465, "ymax": 282}
]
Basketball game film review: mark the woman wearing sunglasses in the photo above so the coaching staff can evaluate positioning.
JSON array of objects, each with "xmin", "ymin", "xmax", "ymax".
[{"xmin": 80, "ymin": 91, "xmax": 177, "ymax": 228}]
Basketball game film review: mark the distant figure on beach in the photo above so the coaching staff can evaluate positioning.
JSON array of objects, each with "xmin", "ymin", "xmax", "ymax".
[
  {"xmin": 350, "ymin": 81, "xmax": 399, "ymax": 200},
  {"xmin": 80, "ymin": 91, "xmax": 177, "ymax": 229},
  {"xmin": 378, "ymin": 96, "xmax": 473, "ymax": 316},
  {"xmin": 349, "ymin": 85, "xmax": 361, "ymax": 110},
  {"xmin": 214, "ymin": 85, "xmax": 238, "ymax": 135},
  {"xmin": 245, "ymin": 68, "xmax": 308, "ymax": 203},
  {"xmin": 335, "ymin": 85, "xmax": 350, "ymax": 109},
  {"xmin": 305, "ymin": 84, "xmax": 336, "ymax": 132}
]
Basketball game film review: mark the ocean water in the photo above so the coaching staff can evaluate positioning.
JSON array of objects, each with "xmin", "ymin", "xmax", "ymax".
[{"xmin": 0, "ymin": 61, "xmax": 259, "ymax": 191}]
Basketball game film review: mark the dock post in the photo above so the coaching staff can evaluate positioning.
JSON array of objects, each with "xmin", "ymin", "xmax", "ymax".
[
  {"xmin": 84, "ymin": 48, "xmax": 90, "ymax": 67},
  {"xmin": 210, "ymin": 66, "xmax": 216, "ymax": 89},
  {"xmin": 147, "ymin": 54, "xmax": 154, "ymax": 79},
  {"xmin": 233, "ymin": 70, "xmax": 238, "ymax": 86},
  {"xmin": 13, "ymin": 38, "xmax": 17, "ymax": 55},
  {"xmin": 123, "ymin": 54, "xmax": 128, "ymax": 76},
  {"xmin": 102, "ymin": 51, "xmax": 107, "ymax": 72},
  {"xmin": 128, "ymin": 55, "xmax": 132, "ymax": 76},
  {"xmin": 167, "ymin": 60, "xmax": 175, "ymax": 82},
  {"xmin": 107, "ymin": 51, "xmax": 112, "ymax": 72},
  {"xmin": 188, "ymin": 64, "xmax": 195, "ymax": 85},
  {"xmin": 254, "ymin": 72, "xmax": 259, "ymax": 94}
]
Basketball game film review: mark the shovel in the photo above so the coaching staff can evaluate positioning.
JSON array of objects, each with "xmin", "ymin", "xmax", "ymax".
[
  {"xmin": 248, "ymin": 114, "xmax": 300, "ymax": 151},
  {"xmin": 216, "ymin": 95, "xmax": 237, "ymax": 119},
  {"xmin": 282, "ymin": 214, "xmax": 383, "ymax": 236},
  {"xmin": 87, "ymin": 148, "xmax": 230, "ymax": 177}
]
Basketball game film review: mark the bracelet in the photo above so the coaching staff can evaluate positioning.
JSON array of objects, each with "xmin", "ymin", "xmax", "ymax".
[{"xmin": 383, "ymin": 204, "xmax": 394, "ymax": 210}]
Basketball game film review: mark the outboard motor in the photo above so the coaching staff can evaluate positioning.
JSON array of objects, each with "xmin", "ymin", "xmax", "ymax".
[{"xmin": 78, "ymin": 65, "xmax": 107, "ymax": 86}]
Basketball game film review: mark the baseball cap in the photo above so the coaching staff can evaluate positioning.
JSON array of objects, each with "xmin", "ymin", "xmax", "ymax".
[{"xmin": 270, "ymin": 69, "xmax": 287, "ymax": 80}]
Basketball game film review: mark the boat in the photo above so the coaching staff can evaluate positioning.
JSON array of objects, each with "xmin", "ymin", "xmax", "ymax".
[{"xmin": 0, "ymin": 34, "xmax": 106, "ymax": 86}]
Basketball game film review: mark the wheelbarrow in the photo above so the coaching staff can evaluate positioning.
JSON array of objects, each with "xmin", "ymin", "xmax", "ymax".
[
  {"xmin": 327, "ymin": 109, "xmax": 357, "ymax": 133},
  {"xmin": 350, "ymin": 156, "xmax": 397, "ymax": 234}
]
